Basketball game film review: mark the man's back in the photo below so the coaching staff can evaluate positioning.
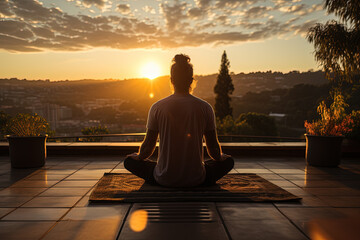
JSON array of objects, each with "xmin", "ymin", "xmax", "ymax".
[{"xmin": 147, "ymin": 93, "xmax": 215, "ymax": 187}]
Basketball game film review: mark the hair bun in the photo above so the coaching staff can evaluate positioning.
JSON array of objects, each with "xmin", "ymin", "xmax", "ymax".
[{"xmin": 174, "ymin": 54, "xmax": 190, "ymax": 64}]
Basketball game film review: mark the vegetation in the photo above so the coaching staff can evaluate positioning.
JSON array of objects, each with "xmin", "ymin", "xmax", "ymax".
[
  {"xmin": 305, "ymin": 0, "xmax": 360, "ymax": 138},
  {"xmin": 347, "ymin": 110, "xmax": 360, "ymax": 140},
  {"xmin": 217, "ymin": 113, "xmax": 277, "ymax": 136},
  {"xmin": 233, "ymin": 84, "xmax": 330, "ymax": 130},
  {"xmin": 81, "ymin": 125, "xmax": 109, "ymax": 142},
  {"xmin": 304, "ymin": 93, "xmax": 353, "ymax": 136},
  {"xmin": 237, "ymin": 112, "xmax": 278, "ymax": 136},
  {"xmin": 0, "ymin": 72, "xmax": 338, "ymax": 138},
  {"xmin": 0, "ymin": 111, "xmax": 11, "ymax": 138},
  {"xmin": 216, "ymin": 115, "xmax": 253, "ymax": 136},
  {"xmin": 214, "ymin": 51, "xmax": 234, "ymax": 120},
  {"xmin": 307, "ymin": 0, "xmax": 360, "ymax": 84},
  {"xmin": 7, "ymin": 113, "xmax": 49, "ymax": 137}
]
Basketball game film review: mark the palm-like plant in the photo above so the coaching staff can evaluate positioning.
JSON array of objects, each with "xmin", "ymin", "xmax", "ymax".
[
  {"xmin": 307, "ymin": 0, "xmax": 360, "ymax": 83},
  {"xmin": 325, "ymin": 0, "xmax": 360, "ymax": 26}
]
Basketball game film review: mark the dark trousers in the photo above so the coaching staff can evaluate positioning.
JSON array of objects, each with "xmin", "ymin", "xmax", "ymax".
[{"xmin": 124, "ymin": 157, "xmax": 234, "ymax": 186}]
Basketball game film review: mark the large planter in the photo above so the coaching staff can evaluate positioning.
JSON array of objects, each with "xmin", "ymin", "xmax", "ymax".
[
  {"xmin": 305, "ymin": 134, "xmax": 343, "ymax": 167},
  {"xmin": 7, "ymin": 135, "xmax": 47, "ymax": 168}
]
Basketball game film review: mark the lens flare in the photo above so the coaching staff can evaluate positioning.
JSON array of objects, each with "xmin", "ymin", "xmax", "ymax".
[
  {"xmin": 149, "ymin": 92, "xmax": 154, "ymax": 98},
  {"xmin": 129, "ymin": 210, "xmax": 148, "ymax": 232}
]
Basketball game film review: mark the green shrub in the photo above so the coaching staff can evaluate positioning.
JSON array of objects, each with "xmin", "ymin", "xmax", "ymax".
[
  {"xmin": 236, "ymin": 112, "xmax": 278, "ymax": 136},
  {"xmin": 216, "ymin": 113, "xmax": 278, "ymax": 136}
]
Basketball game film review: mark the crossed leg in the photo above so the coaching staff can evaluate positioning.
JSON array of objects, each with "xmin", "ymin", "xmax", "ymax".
[
  {"xmin": 124, "ymin": 157, "xmax": 157, "ymax": 184},
  {"xmin": 202, "ymin": 157, "xmax": 235, "ymax": 186},
  {"xmin": 124, "ymin": 156, "xmax": 234, "ymax": 186}
]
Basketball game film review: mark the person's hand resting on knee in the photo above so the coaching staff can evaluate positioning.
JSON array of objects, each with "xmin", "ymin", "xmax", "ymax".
[
  {"xmin": 220, "ymin": 153, "xmax": 232, "ymax": 161},
  {"xmin": 126, "ymin": 129, "xmax": 158, "ymax": 161},
  {"xmin": 126, "ymin": 152, "xmax": 140, "ymax": 161}
]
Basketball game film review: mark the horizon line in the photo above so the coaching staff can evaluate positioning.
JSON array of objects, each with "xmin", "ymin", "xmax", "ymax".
[{"xmin": 0, "ymin": 69, "xmax": 324, "ymax": 82}]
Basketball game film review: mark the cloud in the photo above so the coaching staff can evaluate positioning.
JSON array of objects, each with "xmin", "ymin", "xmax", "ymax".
[
  {"xmin": 117, "ymin": 4, "xmax": 131, "ymax": 15},
  {"xmin": 81, "ymin": 0, "xmax": 108, "ymax": 8},
  {"xmin": 0, "ymin": 0, "xmax": 326, "ymax": 52},
  {"xmin": 279, "ymin": 4, "xmax": 306, "ymax": 14},
  {"xmin": 0, "ymin": 20, "xmax": 34, "ymax": 39},
  {"xmin": 143, "ymin": 5, "xmax": 156, "ymax": 14},
  {"xmin": 216, "ymin": 0, "xmax": 260, "ymax": 8},
  {"xmin": 0, "ymin": 0, "xmax": 13, "ymax": 17},
  {"xmin": 195, "ymin": 0, "xmax": 212, "ymax": 8},
  {"xmin": 188, "ymin": 7, "xmax": 206, "ymax": 19},
  {"xmin": 0, "ymin": 34, "xmax": 40, "ymax": 52},
  {"xmin": 277, "ymin": 2, "xmax": 324, "ymax": 18},
  {"xmin": 290, "ymin": 20, "xmax": 318, "ymax": 36},
  {"xmin": 160, "ymin": 2, "xmax": 188, "ymax": 31},
  {"xmin": 243, "ymin": 6, "xmax": 272, "ymax": 19},
  {"xmin": 273, "ymin": 0, "xmax": 302, "ymax": 8}
]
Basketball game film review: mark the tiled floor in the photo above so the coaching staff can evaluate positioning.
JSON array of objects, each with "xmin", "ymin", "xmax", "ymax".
[{"xmin": 0, "ymin": 155, "xmax": 359, "ymax": 240}]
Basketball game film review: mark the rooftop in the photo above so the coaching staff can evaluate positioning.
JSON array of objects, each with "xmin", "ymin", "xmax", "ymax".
[{"xmin": 0, "ymin": 152, "xmax": 359, "ymax": 240}]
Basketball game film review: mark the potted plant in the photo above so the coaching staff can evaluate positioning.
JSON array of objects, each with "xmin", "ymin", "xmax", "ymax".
[
  {"xmin": 6, "ymin": 113, "xmax": 49, "ymax": 168},
  {"xmin": 304, "ymin": 94, "xmax": 353, "ymax": 167}
]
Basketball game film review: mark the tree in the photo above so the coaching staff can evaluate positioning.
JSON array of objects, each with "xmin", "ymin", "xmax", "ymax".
[
  {"xmin": 307, "ymin": 0, "xmax": 360, "ymax": 84},
  {"xmin": 216, "ymin": 115, "xmax": 253, "ymax": 135},
  {"xmin": 214, "ymin": 51, "xmax": 234, "ymax": 120},
  {"xmin": 236, "ymin": 112, "xmax": 278, "ymax": 136},
  {"xmin": 215, "ymin": 113, "xmax": 278, "ymax": 136}
]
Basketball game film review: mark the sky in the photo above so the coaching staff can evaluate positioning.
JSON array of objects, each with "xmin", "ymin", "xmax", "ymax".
[{"xmin": 0, "ymin": 0, "xmax": 332, "ymax": 80}]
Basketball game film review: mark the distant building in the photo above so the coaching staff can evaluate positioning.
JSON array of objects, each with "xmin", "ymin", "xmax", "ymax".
[
  {"xmin": 59, "ymin": 106, "xmax": 72, "ymax": 119},
  {"xmin": 31, "ymin": 104, "xmax": 73, "ymax": 130},
  {"xmin": 77, "ymin": 99, "xmax": 124, "ymax": 115},
  {"xmin": 122, "ymin": 124, "xmax": 146, "ymax": 133},
  {"xmin": 269, "ymin": 112, "xmax": 287, "ymax": 125}
]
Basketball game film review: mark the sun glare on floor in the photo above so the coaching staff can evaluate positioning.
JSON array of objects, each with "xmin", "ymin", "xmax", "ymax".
[
  {"xmin": 129, "ymin": 209, "xmax": 148, "ymax": 232},
  {"xmin": 141, "ymin": 62, "xmax": 161, "ymax": 80}
]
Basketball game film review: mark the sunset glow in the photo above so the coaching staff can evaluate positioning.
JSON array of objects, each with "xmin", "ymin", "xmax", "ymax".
[
  {"xmin": 141, "ymin": 62, "xmax": 161, "ymax": 80},
  {"xmin": 0, "ymin": 0, "xmax": 332, "ymax": 80}
]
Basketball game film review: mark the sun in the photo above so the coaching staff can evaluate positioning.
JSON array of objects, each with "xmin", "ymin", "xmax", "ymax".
[{"xmin": 140, "ymin": 62, "xmax": 161, "ymax": 80}]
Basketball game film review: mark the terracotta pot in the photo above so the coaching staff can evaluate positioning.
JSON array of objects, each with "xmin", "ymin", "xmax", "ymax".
[
  {"xmin": 7, "ymin": 135, "xmax": 47, "ymax": 168},
  {"xmin": 305, "ymin": 134, "xmax": 343, "ymax": 167}
]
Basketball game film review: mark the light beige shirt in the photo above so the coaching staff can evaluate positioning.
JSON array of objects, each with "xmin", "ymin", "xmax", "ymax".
[{"xmin": 147, "ymin": 93, "xmax": 216, "ymax": 187}]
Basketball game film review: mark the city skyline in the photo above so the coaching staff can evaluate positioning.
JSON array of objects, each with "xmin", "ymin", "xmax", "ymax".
[{"xmin": 0, "ymin": 0, "xmax": 332, "ymax": 80}]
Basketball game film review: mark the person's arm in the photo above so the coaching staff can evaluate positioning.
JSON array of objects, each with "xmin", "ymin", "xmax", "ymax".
[
  {"xmin": 204, "ymin": 129, "xmax": 230, "ymax": 161},
  {"xmin": 127, "ymin": 128, "xmax": 158, "ymax": 160}
]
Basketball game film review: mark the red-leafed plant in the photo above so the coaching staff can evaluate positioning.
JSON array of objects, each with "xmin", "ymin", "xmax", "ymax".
[{"xmin": 305, "ymin": 94, "xmax": 353, "ymax": 136}]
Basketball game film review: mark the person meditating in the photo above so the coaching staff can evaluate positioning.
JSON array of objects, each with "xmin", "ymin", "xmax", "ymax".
[{"xmin": 124, "ymin": 54, "xmax": 234, "ymax": 187}]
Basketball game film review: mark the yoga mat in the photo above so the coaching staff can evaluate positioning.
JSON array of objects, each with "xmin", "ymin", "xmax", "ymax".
[{"xmin": 89, "ymin": 173, "xmax": 301, "ymax": 202}]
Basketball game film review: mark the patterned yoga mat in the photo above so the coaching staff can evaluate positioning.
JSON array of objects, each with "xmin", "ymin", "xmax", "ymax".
[{"xmin": 89, "ymin": 173, "xmax": 301, "ymax": 202}]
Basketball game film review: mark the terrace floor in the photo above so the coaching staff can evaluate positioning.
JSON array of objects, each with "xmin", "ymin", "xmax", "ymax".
[{"xmin": 0, "ymin": 155, "xmax": 359, "ymax": 240}]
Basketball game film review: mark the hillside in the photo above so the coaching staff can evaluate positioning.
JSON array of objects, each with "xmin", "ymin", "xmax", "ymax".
[{"xmin": 1, "ymin": 70, "xmax": 327, "ymax": 102}]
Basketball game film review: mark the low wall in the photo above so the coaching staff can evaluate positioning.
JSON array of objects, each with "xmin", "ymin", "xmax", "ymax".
[{"xmin": 0, "ymin": 141, "xmax": 358, "ymax": 157}]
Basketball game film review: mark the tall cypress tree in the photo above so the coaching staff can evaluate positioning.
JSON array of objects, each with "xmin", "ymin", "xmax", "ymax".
[{"xmin": 214, "ymin": 51, "xmax": 234, "ymax": 120}]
